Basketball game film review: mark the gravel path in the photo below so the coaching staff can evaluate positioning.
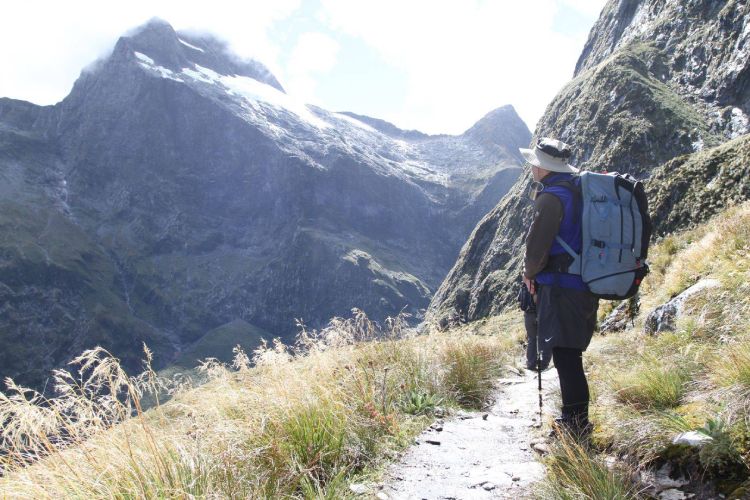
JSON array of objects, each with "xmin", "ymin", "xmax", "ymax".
[{"xmin": 379, "ymin": 368, "xmax": 558, "ymax": 499}]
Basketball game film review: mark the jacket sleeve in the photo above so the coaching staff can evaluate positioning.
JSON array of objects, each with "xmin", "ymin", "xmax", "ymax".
[{"xmin": 524, "ymin": 193, "xmax": 563, "ymax": 280}]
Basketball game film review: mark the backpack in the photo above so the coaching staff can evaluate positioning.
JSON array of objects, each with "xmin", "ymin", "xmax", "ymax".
[{"xmin": 551, "ymin": 171, "xmax": 652, "ymax": 300}]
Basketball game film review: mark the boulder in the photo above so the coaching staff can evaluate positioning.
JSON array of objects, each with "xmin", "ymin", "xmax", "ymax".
[{"xmin": 644, "ymin": 279, "xmax": 720, "ymax": 334}]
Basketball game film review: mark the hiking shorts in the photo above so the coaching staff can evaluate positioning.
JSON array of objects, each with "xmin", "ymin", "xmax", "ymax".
[{"xmin": 536, "ymin": 284, "xmax": 599, "ymax": 351}]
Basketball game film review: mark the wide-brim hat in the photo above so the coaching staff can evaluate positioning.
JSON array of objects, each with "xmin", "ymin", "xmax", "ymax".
[{"xmin": 519, "ymin": 138, "xmax": 579, "ymax": 173}]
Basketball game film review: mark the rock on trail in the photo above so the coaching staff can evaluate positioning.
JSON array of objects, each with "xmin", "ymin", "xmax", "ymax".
[{"xmin": 381, "ymin": 369, "xmax": 558, "ymax": 499}]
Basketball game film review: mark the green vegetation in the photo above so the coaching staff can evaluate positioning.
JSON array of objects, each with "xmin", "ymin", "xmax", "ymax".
[
  {"xmin": 399, "ymin": 389, "xmax": 443, "ymax": 416},
  {"xmin": 442, "ymin": 337, "xmax": 504, "ymax": 408},
  {"xmin": 540, "ymin": 41, "xmax": 722, "ymax": 177},
  {"xmin": 648, "ymin": 134, "xmax": 750, "ymax": 236},
  {"xmin": 612, "ymin": 356, "xmax": 693, "ymax": 411}
]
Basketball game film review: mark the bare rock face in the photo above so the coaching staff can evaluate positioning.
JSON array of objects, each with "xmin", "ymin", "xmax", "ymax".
[
  {"xmin": 427, "ymin": 0, "xmax": 750, "ymax": 328},
  {"xmin": 0, "ymin": 20, "xmax": 530, "ymax": 388},
  {"xmin": 644, "ymin": 279, "xmax": 721, "ymax": 334}
]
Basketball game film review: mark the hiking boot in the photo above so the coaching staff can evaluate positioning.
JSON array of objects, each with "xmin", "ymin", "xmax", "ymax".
[{"xmin": 550, "ymin": 414, "xmax": 593, "ymax": 442}]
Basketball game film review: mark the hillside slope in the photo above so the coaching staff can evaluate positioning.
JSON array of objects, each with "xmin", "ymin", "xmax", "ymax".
[{"xmin": 427, "ymin": 0, "xmax": 750, "ymax": 327}]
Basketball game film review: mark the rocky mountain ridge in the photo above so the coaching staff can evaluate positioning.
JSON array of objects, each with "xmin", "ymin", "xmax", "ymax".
[
  {"xmin": 0, "ymin": 19, "xmax": 529, "ymax": 388},
  {"xmin": 427, "ymin": 0, "xmax": 750, "ymax": 327}
]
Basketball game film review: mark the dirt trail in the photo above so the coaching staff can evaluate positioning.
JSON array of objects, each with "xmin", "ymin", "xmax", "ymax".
[{"xmin": 380, "ymin": 369, "xmax": 558, "ymax": 499}]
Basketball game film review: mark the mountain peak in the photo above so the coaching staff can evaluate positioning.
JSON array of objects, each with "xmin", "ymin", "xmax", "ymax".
[
  {"xmin": 108, "ymin": 19, "xmax": 284, "ymax": 92},
  {"xmin": 465, "ymin": 105, "xmax": 522, "ymax": 130},
  {"xmin": 462, "ymin": 105, "xmax": 531, "ymax": 155}
]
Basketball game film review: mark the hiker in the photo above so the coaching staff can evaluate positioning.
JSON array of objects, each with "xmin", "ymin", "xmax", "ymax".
[{"xmin": 520, "ymin": 138, "xmax": 599, "ymax": 438}]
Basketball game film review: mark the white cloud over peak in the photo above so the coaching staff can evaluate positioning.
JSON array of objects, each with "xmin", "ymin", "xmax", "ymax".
[{"xmin": 284, "ymin": 32, "xmax": 340, "ymax": 103}]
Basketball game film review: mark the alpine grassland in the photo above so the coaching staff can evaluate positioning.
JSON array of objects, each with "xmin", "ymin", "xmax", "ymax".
[
  {"xmin": 0, "ymin": 310, "xmax": 523, "ymax": 498},
  {"xmin": 542, "ymin": 202, "xmax": 750, "ymax": 498}
]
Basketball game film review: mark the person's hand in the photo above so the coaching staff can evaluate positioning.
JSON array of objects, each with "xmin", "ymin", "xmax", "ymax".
[{"xmin": 523, "ymin": 275, "xmax": 536, "ymax": 295}]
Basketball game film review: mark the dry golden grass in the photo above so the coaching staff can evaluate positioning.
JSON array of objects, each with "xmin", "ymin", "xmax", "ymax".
[
  {"xmin": 541, "ymin": 432, "xmax": 642, "ymax": 499},
  {"xmin": 0, "ymin": 310, "xmax": 523, "ymax": 498}
]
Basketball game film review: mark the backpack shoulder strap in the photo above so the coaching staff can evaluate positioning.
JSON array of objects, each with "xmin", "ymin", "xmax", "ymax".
[
  {"xmin": 542, "ymin": 175, "xmax": 583, "ymax": 260},
  {"xmin": 546, "ymin": 175, "xmax": 582, "ymax": 197},
  {"xmin": 554, "ymin": 235, "xmax": 578, "ymax": 259}
]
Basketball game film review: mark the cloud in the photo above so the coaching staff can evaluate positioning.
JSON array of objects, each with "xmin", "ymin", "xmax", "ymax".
[
  {"xmin": 318, "ymin": 0, "xmax": 605, "ymax": 134},
  {"xmin": 0, "ymin": 0, "xmax": 301, "ymax": 105},
  {"xmin": 284, "ymin": 32, "xmax": 340, "ymax": 103}
]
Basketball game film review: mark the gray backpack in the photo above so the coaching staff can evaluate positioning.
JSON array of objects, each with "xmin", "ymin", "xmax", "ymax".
[{"xmin": 554, "ymin": 171, "xmax": 651, "ymax": 300}]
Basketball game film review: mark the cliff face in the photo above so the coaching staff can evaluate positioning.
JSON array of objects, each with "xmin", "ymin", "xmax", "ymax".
[
  {"xmin": 428, "ymin": 0, "xmax": 750, "ymax": 327},
  {"xmin": 576, "ymin": 0, "xmax": 749, "ymax": 120},
  {"xmin": 0, "ymin": 20, "xmax": 530, "ymax": 388}
]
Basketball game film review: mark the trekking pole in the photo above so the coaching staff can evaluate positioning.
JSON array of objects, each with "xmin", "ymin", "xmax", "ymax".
[{"xmin": 536, "ymin": 315, "xmax": 543, "ymax": 421}]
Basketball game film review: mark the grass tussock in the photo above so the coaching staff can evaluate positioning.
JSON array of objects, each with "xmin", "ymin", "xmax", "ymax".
[
  {"xmin": 612, "ymin": 357, "xmax": 691, "ymax": 411},
  {"xmin": 442, "ymin": 338, "xmax": 504, "ymax": 408},
  {"xmin": 709, "ymin": 340, "xmax": 750, "ymax": 390},
  {"xmin": 541, "ymin": 433, "xmax": 641, "ymax": 499},
  {"xmin": 0, "ymin": 310, "xmax": 523, "ymax": 498}
]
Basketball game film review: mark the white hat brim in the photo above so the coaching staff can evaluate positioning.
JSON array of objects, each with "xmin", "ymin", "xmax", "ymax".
[{"xmin": 519, "ymin": 147, "xmax": 579, "ymax": 174}]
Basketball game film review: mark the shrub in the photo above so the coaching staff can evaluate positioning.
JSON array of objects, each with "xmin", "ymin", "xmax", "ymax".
[
  {"xmin": 696, "ymin": 418, "xmax": 748, "ymax": 480},
  {"xmin": 281, "ymin": 403, "xmax": 348, "ymax": 485}
]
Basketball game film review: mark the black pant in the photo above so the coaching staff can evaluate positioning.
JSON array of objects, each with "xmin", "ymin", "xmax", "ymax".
[
  {"xmin": 525, "ymin": 310, "xmax": 552, "ymax": 370},
  {"xmin": 552, "ymin": 347, "xmax": 589, "ymax": 419}
]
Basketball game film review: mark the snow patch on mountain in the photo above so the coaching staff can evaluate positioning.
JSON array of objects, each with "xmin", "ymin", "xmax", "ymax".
[
  {"xmin": 178, "ymin": 38, "xmax": 205, "ymax": 53},
  {"xmin": 180, "ymin": 63, "xmax": 330, "ymax": 130},
  {"xmin": 134, "ymin": 52, "xmax": 155, "ymax": 65},
  {"xmin": 134, "ymin": 52, "xmax": 184, "ymax": 82},
  {"xmin": 129, "ymin": 46, "xmax": 519, "ymax": 189},
  {"xmin": 332, "ymin": 112, "xmax": 377, "ymax": 133}
]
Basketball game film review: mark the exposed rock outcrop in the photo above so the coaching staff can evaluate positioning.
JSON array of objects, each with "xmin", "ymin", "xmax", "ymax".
[{"xmin": 644, "ymin": 279, "xmax": 720, "ymax": 335}]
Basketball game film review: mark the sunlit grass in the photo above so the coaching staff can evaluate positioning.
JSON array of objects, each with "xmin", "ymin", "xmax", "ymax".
[
  {"xmin": 611, "ymin": 357, "xmax": 692, "ymax": 411},
  {"xmin": 0, "ymin": 310, "xmax": 523, "ymax": 498},
  {"xmin": 541, "ymin": 432, "xmax": 640, "ymax": 499},
  {"xmin": 582, "ymin": 202, "xmax": 750, "ymax": 490}
]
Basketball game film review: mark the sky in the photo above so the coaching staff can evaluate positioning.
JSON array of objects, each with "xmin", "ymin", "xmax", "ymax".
[{"xmin": 0, "ymin": 0, "xmax": 607, "ymax": 135}]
